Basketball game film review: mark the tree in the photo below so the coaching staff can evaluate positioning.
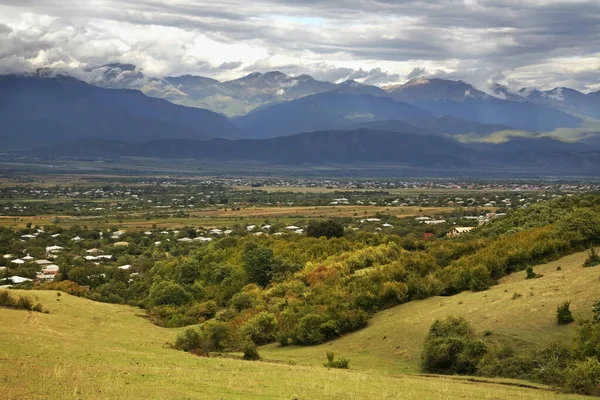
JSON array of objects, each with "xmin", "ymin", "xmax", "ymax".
[
  {"xmin": 148, "ymin": 281, "xmax": 192, "ymax": 307},
  {"xmin": 242, "ymin": 243, "xmax": 278, "ymax": 287},
  {"xmin": 421, "ymin": 316, "xmax": 487, "ymax": 374},
  {"xmin": 306, "ymin": 219, "xmax": 344, "ymax": 239},
  {"xmin": 556, "ymin": 301, "xmax": 574, "ymax": 325}
]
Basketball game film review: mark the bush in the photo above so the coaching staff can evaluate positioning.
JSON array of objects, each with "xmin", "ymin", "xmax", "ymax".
[
  {"xmin": 557, "ymin": 301, "xmax": 574, "ymax": 325},
  {"xmin": 421, "ymin": 316, "xmax": 487, "ymax": 374},
  {"xmin": 242, "ymin": 342, "xmax": 261, "ymax": 361},
  {"xmin": 324, "ymin": 351, "xmax": 350, "ymax": 369},
  {"xmin": 174, "ymin": 327, "xmax": 203, "ymax": 353},
  {"xmin": 564, "ymin": 358, "xmax": 600, "ymax": 395},
  {"xmin": 583, "ymin": 247, "xmax": 600, "ymax": 268},
  {"xmin": 242, "ymin": 311, "xmax": 279, "ymax": 345},
  {"xmin": 525, "ymin": 266, "xmax": 542, "ymax": 279},
  {"xmin": 0, "ymin": 290, "xmax": 46, "ymax": 313},
  {"xmin": 185, "ymin": 300, "xmax": 218, "ymax": 322}
]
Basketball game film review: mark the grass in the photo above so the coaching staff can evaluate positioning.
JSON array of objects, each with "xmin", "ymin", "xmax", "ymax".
[
  {"xmin": 0, "ymin": 289, "xmax": 586, "ymax": 399},
  {"xmin": 261, "ymin": 249, "xmax": 600, "ymax": 374}
]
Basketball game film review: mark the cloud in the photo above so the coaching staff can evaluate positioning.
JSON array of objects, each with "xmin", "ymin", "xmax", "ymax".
[
  {"xmin": 407, "ymin": 67, "xmax": 427, "ymax": 80},
  {"xmin": 0, "ymin": 1, "xmax": 599, "ymax": 91}
]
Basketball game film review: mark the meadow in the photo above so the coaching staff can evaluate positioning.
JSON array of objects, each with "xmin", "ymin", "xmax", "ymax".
[{"xmin": 0, "ymin": 285, "xmax": 587, "ymax": 400}]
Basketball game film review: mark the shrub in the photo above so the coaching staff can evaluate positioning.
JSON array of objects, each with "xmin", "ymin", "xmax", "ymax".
[
  {"xmin": 421, "ymin": 316, "xmax": 487, "ymax": 374},
  {"xmin": 324, "ymin": 351, "xmax": 350, "ymax": 369},
  {"xmin": 572, "ymin": 319, "xmax": 600, "ymax": 361},
  {"xmin": 242, "ymin": 342, "xmax": 261, "ymax": 361},
  {"xmin": 557, "ymin": 301, "xmax": 574, "ymax": 325},
  {"xmin": 0, "ymin": 290, "xmax": 46, "ymax": 313},
  {"xmin": 186, "ymin": 300, "xmax": 218, "ymax": 322},
  {"xmin": 583, "ymin": 247, "xmax": 600, "ymax": 268},
  {"xmin": 564, "ymin": 358, "xmax": 600, "ymax": 395},
  {"xmin": 174, "ymin": 327, "xmax": 203, "ymax": 353},
  {"xmin": 0, "ymin": 290, "xmax": 13, "ymax": 307},
  {"xmin": 242, "ymin": 311, "xmax": 279, "ymax": 345},
  {"xmin": 593, "ymin": 300, "xmax": 600, "ymax": 322},
  {"xmin": 525, "ymin": 266, "xmax": 542, "ymax": 279}
]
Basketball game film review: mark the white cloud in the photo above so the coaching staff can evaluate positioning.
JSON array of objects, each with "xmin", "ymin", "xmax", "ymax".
[{"xmin": 0, "ymin": 1, "xmax": 598, "ymax": 91}]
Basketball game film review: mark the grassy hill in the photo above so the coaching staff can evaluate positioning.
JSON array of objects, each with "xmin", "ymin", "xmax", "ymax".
[
  {"xmin": 0, "ymin": 285, "xmax": 587, "ymax": 400},
  {"xmin": 261, "ymin": 249, "xmax": 600, "ymax": 374}
]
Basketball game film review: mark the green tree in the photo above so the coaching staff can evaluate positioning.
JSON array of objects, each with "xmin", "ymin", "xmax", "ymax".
[
  {"xmin": 148, "ymin": 281, "xmax": 192, "ymax": 307},
  {"xmin": 557, "ymin": 301, "xmax": 574, "ymax": 325},
  {"xmin": 242, "ymin": 243, "xmax": 277, "ymax": 287},
  {"xmin": 306, "ymin": 219, "xmax": 344, "ymax": 239}
]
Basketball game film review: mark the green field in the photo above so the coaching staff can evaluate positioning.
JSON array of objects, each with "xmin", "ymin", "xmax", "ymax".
[{"xmin": 2, "ymin": 250, "xmax": 597, "ymax": 399}]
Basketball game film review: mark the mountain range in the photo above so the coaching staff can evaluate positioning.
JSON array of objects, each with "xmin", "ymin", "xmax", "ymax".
[
  {"xmin": 2, "ymin": 66, "xmax": 600, "ymax": 176},
  {"xmin": 0, "ymin": 73, "xmax": 240, "ymax": 149}
]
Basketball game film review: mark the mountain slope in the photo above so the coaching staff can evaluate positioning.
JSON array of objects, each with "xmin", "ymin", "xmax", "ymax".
[
  {"xmin": 418, "ymin": 116, "xmax": 513, "ymax": 136},
  {"xmin": 30, "ymin": 127, "xmax": 600, "ymax": 175},
  {"xmin": 32, "ymin": 128, "xmax": 474, "ymax": 167},
  {"xmin": 386, "ymin": 78, "xmax": 582, "ymax": 132},
  {"xmin": 518, "ymin": 87, "xmax": 600, "ymax": 120},
  {"xmin": 412, "ymin": 98, "xmax": 581, "ymax": 133},
  {"xmin": 0, "ymin": 74, "xmax": 241, "ymax": 149},
  {"xmin": 233, "ymin": 93, "xmax": 433, "ymax": 139},
  {"xmin": 387, "ymin": 77, "xmax": 490, "ymax": 103}
]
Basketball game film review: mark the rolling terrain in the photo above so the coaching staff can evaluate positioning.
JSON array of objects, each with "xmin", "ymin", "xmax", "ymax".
[
  {"xmin": 261, "ymin": 249, "xmax": 600, "ymax": 373},
  {"xmin": 1, "ymin": 251, "xmax": 595, "ymax": 399}
]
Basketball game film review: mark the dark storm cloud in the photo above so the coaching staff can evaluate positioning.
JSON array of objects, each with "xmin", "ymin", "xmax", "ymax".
[{"xmin": 0, "ymin": 0, "xmax": 599, "ymax": 90}]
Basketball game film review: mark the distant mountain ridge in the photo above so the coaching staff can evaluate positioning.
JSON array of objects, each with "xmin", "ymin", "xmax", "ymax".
[
  {"xmin": 30, "ymin": 128, "xmax": 600, "ymax": 175},
  {"xmin": 0, "ymin": 74, "xmax": 241, "ymax": 150},
  {"xmin": 233, "ymin": 92, "xmax": 433, "ymax": 139}
]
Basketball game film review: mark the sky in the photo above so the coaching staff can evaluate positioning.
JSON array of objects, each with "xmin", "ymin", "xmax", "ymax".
[{"xmin": 0, "ymin": 0, "xmax": 599, "ymax": 92}]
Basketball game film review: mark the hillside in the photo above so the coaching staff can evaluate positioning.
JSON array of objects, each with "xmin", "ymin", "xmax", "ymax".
[
  {"xmin": 261, "ymin": 249, "xmax": 600, "ymax": 373},
  {"xmin": 233, "ymin": 92, "xmax": 432, "ymax": 138},
  {"xmin": 30, "ymin": 128, "xmax": 600, "ymax": 175},
  {"xmin": 384, "ymin": 78, "xmax": 583, "ymax": 132},
  {"xmin": 0, "ymin": 74, "xmax": 241, "ymax": 150},
  {"xmin": 0, "ymin": 290, "xmax": 582, "ymax": 400}
]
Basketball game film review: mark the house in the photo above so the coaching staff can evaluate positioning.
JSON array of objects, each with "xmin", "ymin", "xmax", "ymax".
[
  {"xmin": 11, "ymin": 259, "xmax": 25, "ymax": 264},
  {"xmin": 42, "ymin": 265, "xmax": 60, "ymax": 274},
  {"xmin": 113, "ymin": 242, "xmax": 129, "ymax": 246},
  {"xmin": 23, "ymin": 254, "xmax": 34, "ymax": 261},
  {"xmin": 118, "ymin": 265, "xmax": 131, "ymax": 270},
  {"xmin": 449, "ymin": 227, "xmax": 474, "ymax": 237},
  {"xmin": 424, "ymin": 232, "xmax": 435, "ymax": 239},
  {"xmin": 46, "ymin": 245, "xmax": 63, "ymax": 253},
  {"xmin": 415, "ymin": 217, "xmax": 432, "ymax": 221},
  {"xmin": 285, "ymin": 226, "xmax": 300, "ymax": 230},
  {"xmin": 35, "ymin": 259, "xmax": 52, "ymax": 265},
  {"xmin": 424, "ymin": 220, "xmax": 446, "ymax": 225},
  {"xmin": 7, "ymin": 276, "xmax": 32, "ymax": 284},
  {"xmin": 36, "ymin": 273, "xmax": 56, "ymax": 282}
]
